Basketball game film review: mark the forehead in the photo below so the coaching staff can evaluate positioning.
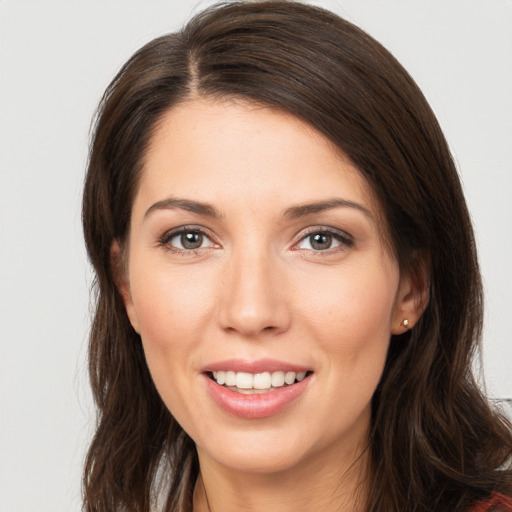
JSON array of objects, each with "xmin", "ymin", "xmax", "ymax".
[{"xmin": 135, "ymin": 97, "xmax": 385, "ymax": 228}]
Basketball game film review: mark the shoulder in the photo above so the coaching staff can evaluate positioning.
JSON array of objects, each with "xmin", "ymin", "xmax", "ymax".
[{"xmin": 469, "ymin": 494, "xmax": 512, "ymax": 512}]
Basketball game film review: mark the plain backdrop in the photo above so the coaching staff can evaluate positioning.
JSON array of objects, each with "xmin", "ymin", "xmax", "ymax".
[{"xmin": 1, "ymin": 1, "xmax": 511, "ymax": 510}]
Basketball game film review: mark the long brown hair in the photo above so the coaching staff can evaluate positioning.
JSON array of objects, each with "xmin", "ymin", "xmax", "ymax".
[{"xmin": 82, "ymin": 2, "xmax": 512, "ymax": 510}]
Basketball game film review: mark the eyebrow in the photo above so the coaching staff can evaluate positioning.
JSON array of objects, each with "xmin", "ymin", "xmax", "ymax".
[
  {"xmin": 144, "ymin": 197, "xmax": 222, "ymax": 219},
  {"xmin": 144, "ymin": 196, "xmax": 371, "ymax": 221},
  {"xmin": 283, "ymin": 198, "xmax": 372, "ymax": 219}
]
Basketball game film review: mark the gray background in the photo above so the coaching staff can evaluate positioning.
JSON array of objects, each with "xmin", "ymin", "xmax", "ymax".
[{"xmin": 1, "ymin": 1, "xmax": 511, "ymax": 510}]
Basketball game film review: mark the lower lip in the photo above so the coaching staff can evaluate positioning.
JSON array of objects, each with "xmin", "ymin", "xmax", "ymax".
[{"xmin": 203, "ymin": 374, "xmax": 311, "ymax": 419}]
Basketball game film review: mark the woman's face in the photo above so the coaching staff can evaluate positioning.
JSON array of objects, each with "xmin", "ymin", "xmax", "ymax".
[{"xmin": 119, "ymin": 98, "xmax": 417, "ymax": 476}]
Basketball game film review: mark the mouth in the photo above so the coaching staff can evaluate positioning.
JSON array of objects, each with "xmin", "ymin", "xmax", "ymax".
[
  {"xmin": 202, "ymin": 362, "xmax": 314, "ymax": 418},
  {"xmin": 206, "ymin": 370, "xmax": 314, "ymax": 394}
]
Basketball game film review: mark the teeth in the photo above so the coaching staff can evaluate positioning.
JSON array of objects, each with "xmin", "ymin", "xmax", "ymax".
[
  {"xmin": 271, "ymin": 371, "xmax": 285, "ymax": 387},
  {"xmin": 213, "ymin": 370, "xmax": 225, "ymax": 385},
  {"xmin": 211, "ymin": 370, "xmax": 309, "ymax": 389},
  {"xmin": 236, "ymin": 372, "xmax": 253, "ymax": 389},
  {"xmin": 253, "ymin": 372, "xmax": 272, "ymax": 389},
  {"xmin": 284, "ymin": 371, "xmax": 296, "ymax": 385},
  {"xmin": 225, "ymin": 371, "xmax": 236, "ymax": 387}
]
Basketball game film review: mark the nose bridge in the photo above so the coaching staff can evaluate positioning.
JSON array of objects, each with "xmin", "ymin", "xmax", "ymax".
[{"xmin": 218, "ymin": 240, "xmax": 290, "ymax": 336}]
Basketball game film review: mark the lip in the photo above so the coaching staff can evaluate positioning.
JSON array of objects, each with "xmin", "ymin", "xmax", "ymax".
[
  {"xmin": 201, "ymin": 358, "xmax": 311, "ymax": 374},
  {"xmin": 201, "ymin": 360, "xmax": 313, "ymax": 419}
]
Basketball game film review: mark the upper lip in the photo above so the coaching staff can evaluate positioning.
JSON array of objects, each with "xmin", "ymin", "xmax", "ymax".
[{"xmin": 200, "ymin": 358, "xmax": 312, "ymax": 374}]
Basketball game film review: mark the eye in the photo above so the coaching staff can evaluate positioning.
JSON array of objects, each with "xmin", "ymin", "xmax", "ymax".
[
  {"xmin": 296, "ymin": 229, "xmax": 353, "ymax": 252},
  {"xmin": 160, "ymin": 227, "xmax": 216, "ymax": 252},
  {"xmin": 298, "ymin": 232, "xmax": 341, "ymax": 251},
  {"xmin": 174, "ymin": 231, "xmax": 207, "ymax": 250}
]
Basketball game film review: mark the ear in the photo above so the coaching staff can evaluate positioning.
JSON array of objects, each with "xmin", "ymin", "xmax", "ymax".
[
  {"xmin": 391, "ymin": 257, "xmax": 430, "ymax": 335},
  {"xmin": 110, "ymin": 240, "xmax": 140, "ymax": 334}
]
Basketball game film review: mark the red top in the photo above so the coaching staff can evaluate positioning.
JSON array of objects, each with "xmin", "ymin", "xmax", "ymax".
[{"xmin": 470, "ymin": 494, "xmax": 512, "ymax": 511}]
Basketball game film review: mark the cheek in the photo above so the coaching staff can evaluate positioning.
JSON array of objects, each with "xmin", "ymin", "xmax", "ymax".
[
  {"xmin": 299, "ymin": 261, "xmax": 398, "ymax": 342},
  {"xmin": 131, "ymin": 262, "xmax": 213, "ymax": 339},
  {"xmin": 128, "ymin": 262, "xmax": 219, "ymax": 392},
  {"xmin": 128, "ymin": 266, "xmax": 216, "ymax": 426},
  {"xmin": 297, "ymin": 261, "xmax": 397, "ymax": 394}
]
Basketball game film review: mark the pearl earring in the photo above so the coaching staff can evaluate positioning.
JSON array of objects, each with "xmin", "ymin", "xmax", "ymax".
[{"xmin": 400, "ymin": 319, "xmax": 410, "ymax": 329}]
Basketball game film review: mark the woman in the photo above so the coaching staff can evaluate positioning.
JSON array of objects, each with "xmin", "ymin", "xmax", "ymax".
[{"xmin": 81, "ymin": 1, "xmax": 512, "ymax": 511}]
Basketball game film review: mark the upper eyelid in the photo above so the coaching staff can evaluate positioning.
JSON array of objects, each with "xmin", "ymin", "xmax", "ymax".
[
  {"xmin": 157, "ymin": 224, "xmax": 353, "ymax": 249},
  {"xmin": 294, "ymin": 226, "xmax": 353, "ymax": 243},
  {"xmin": 160, "ymin": 224, "xmax": 213, "ymax": 238},
  {"xmin": 159, "ymin": 225, "xmax": 218, "ymax": 246}
]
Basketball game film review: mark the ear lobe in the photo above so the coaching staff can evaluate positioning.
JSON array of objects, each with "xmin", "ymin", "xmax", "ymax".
[
  {"xmin": 110, "ymin": 240, "xmax": 140, "ymax": 334},
  {"xmin": 391, "ymin": 263, "xmax": 430, "ymax": 335}
]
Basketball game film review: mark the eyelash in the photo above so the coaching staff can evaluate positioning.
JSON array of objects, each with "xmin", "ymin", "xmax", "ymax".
[
  {"xmin": 293, "ymin": 227, "xmax": 354, "ymax": 254},
  {"xmin": 158, "ymin": 226, "xmax": 354, "ymax": 255},
  {"xmin": 158, "ymin": 225, "xmax": 217, "ymax": 255}
]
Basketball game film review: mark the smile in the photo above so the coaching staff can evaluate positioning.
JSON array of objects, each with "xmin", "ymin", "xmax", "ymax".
[
  {"xmin": 210, "ymin": 370, "xmax": 308, "ymax": 393},
  {"xmin": 203, "ymin": 367, "xmax": 313, "ymax": 418}
]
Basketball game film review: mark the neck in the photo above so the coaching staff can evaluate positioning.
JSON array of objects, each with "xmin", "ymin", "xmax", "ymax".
[{"xmin": 193, "ymin": 443, "xmax": 370, "ymax": 512}]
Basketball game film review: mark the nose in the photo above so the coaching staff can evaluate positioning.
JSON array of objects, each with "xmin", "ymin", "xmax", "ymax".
[{"xmin": 217, "ymin": 248, "xmax": 291, "ymax": 337}]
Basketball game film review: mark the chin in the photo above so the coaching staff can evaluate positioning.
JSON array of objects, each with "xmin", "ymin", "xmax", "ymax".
[{"xmin": 193, "ymin": 422, "xmax": 315, "ymax": 474}]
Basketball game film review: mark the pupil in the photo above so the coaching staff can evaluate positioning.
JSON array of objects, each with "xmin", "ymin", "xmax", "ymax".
[
  {"xmin": 311, "ymin": 233, "xmax": 331, "ymax": 250},
  {"xmin": 181, "ymin": 232, "xmax": 203, "ymax": 249}
]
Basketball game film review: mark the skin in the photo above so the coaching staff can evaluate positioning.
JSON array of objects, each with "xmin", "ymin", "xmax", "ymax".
[{"xmin": 116, "ymin": 98, "xmax": 425, "ymax": 511}]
